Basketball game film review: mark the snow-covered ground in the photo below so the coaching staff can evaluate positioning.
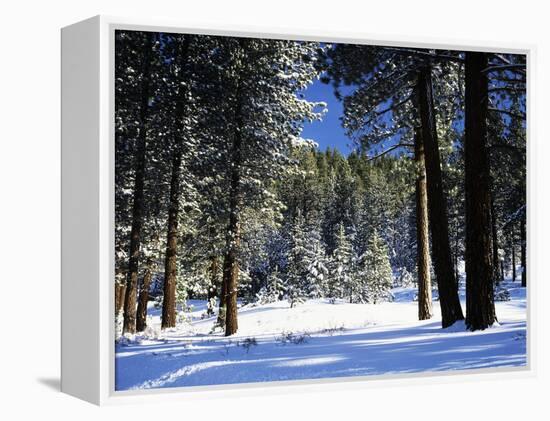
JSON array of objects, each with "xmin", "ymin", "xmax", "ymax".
[{"xmin": 115, "ymin": 281, "xmax": 527, "ymax": 391}]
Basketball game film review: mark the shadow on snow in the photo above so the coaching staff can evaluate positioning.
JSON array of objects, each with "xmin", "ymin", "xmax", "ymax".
[{"xmin": 115, "ymin": 318, "xmax": 526, "ymax": 390}]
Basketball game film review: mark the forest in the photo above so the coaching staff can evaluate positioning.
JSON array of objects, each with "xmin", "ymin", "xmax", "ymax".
[{"xmin": 114, "ymin": 30, "xmax": 526, "ymax": 389}]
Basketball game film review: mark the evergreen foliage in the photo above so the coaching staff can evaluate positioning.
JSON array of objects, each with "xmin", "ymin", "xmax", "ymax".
[{"xmin": 115, "ymin": 30, "xmax": 526, "ymax": 335}]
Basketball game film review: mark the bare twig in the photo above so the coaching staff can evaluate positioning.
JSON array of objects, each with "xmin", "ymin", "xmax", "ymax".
[
  {"xmin": 482, "ymin": 64, "xmax": 526, "ymax": 75},
  {"xmin": 488, "ymin": 107, "xmax": 526, "ymax": 120},
  {"xmin": 367, "ymin": 143, "xmax": 413, "ymax": 161}
]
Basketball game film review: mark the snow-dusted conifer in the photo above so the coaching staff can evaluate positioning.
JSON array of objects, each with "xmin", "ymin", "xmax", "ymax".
[
  {"xmin": 256, "ymin": 266, "xmax": 286, "ymax": 304},
  {"xmin": 211, "ymin": 39, "xmax": 324, "ymax": 333},
  {"xmin": 328, "ymin": 223, "xmax": 354, "ymax": 301},
  {"xmin": 305, "ymin": 228, "xmax": 330, "ymax": 298},
  {"xmin": 285, "ymin": 212, "xmax": 310, "ymax": 308},
  {"xmin": 358, "ymin": 230, "xmax": 393, "ymax": 304}
]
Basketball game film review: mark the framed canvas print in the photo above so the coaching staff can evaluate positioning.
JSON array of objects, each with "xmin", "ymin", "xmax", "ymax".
[{"xmin": 61, "ymin": 16, "xmax": 532, "ymax": 405}]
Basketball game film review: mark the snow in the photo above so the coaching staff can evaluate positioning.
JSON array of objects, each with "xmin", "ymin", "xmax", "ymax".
[{"xmin": 115, "ymin": 281, "xmax": 527, "ymax": 391}]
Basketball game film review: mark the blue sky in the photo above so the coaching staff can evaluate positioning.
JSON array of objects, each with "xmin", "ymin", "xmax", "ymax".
[
  {"xmin": 301, "ymin": 79, "xmax": 354, "ymax": 155},
  {"xmin": 300, "ymin": 79, "xmax": 418, "ymax": 159}
]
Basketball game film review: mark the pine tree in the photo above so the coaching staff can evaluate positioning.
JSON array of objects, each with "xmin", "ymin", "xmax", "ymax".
[
  {"xmin": 414, "ymin": 127, "xmax": 433, "ymax": 320},
  {"xmin": 285, "ymin": 212, "xmax": 310, "ymax": 308},
  {"xmin": 256, "ymin": 266, "xmax": 285, "ymax": 304},
  {"xmin": 358, "ymin": 230, "xmax": 393, "ymax": 304},
  {"xmin": 305, "ymin": 228, "xmax": 330, "ymax": 299},
  {"xmin": 328, "ymin": 223, "xmax": 354, "ymax": 302},
  {"xmin": 464, "ymin": 52, "xmax": 497, "ymax": 331},
  {"xmin": 322, "ymin": 153, "xmax": 361, "ymax": 254},
  {"xmin": 417, "ymin": 64, "xmax": 464, "ymax": 326},
  {"xmin": 322, "ymin": 44, "xmax": 465, "ymax": 327},
  {"xmin": 487, "ymin": 72, "xmax": 526, "ymax": 288},
  {"xmin": 211, "ymin": 38, "xmax": 324, "ymax": 335},
  {"xmin": 116, "ymin": 31, "xmax": 157, "ymax": 334},
  {"xmin": 158, "ymin": 34, "xmax": 203, "ymax": 329},
  {"xmin": 113, "ymin": 33, "xmax": 526, "ymax": 342},
  {"xmin": 135, "ymin": 261, "xmax": 153, "ymax": 332}
]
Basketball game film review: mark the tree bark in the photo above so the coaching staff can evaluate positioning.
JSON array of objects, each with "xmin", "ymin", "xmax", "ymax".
[
  {"xmin": 222, "ymin": 50, "xmax": 247, "ymax": 336},
  {"xmin": 161, "ymin": 37, "xmax": 191, "ymax": 330},
  {"xmin": 454, "ymin": 233, "xmax": 460, "ymax": 282},
  {"xmin": 136, "ymin": 261, "xmax": 153, "ymax": 332},
  {"xmin": 206, "ymin": 256, "xmax": 219, "ymax": 316},
  {"xmin": 217, "ymin": 268, "xmax": 227, "ymax": 326},
  {"xmin": 512, "ymin": 243, "xmax": 516, "ymax": 282},
  {"xmin": 464, "ymin": 51, "xmax": 497, "ymax": 331},
  {"xmin": 209, "ymin": 256, "xmax": 220, "ymax": 300},
  {"xmin": 123, "ymin": 34, "xmax": 153, "ymax": 334},
  {"xmin": 115, "ymin": 276, "xmax": 126, "ymax": 317},
  {"xmin": 417, "ymin": 66, "xmax": 464, "ymax": 328},
  {"xmin": 521, "ymin": 214, "xmax": 527, "ymax": 287},
  {"xmin": 223, "ymin": 117, "xmax": 243, "ymax": 337},
  {"xmin": 161, "ymin": 149, "xmax": 182, "ymax": 329},
  {"xmin": 414, "ymin": 127, "xmax": 433, "ymax": 320},
  {"xmin": 490, "ymin": 193, "xmax": 502, "ymax": 284}
]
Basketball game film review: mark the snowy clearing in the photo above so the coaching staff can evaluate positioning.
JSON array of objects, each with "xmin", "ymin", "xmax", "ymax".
[{"xmin": 115, "ymin": 281, "xmax": 526, "ymax": 391}]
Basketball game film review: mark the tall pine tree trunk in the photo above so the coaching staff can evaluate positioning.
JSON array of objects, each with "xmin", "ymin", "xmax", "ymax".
[
  {"xmin": 136, "ymin": 261, "xmax": 153, "ymax": 332},
  {"xmin": 207, "ymin": 256, "xmax": 219, "ymax": 316},
  {"xmin": 490, "ymin": 192, "xmax": 501, "ymax": 284},
  {"xmin": 209, "ymin": 256, "xmax": 219, "ymax": 299},
  {"xmin": 464, "ymin": 51, "xmax": 496, "ymax": 331},
  {"xmin": 115, "ymin": 276, "xmax": 126, "ymax": 317},
  {"xmin": 521, "ymin": 214, "xmax": 527, "ymax": 287},
  {"xmin": 417, "ymin": 66, "xmax": 464, "ymax": 328},
  {"xmin": 161, "ymin": 149, "xmax": 182, "ymax": 329},
  {"xmin": 222, "ymin": 41, "xmax": 247, "ymax": 337},
  {"xmin": 223, "ymin": 173, "xmax": 242, "ymax": 336},
  {"xmin": 123, "ymin": 34, "xmax": 153, "ymax": 334},
  {"xmin": 217, "ymin": 269, "xmax": 227, "ymax": 326},
  {"xmin": 454, "ymin": 239, "xmax": 460, "ymax": 283},
  {"xmin": 223, "ymin": 117, "xmax": 243, "ymax": 337},
  {"xmin": 115, "ymin": 266, "xmax": 127, "ymax": 316},
  {"xmin": 414, "ymin": 127, "xmax": 433, "ymax": 320},
  {"xmin": 512, "ymin": 243, "xmax": 516, "ymax": 282},
  {"xmin": 161, "ymin": 37, "xmax": 191, "ymax": 329}
]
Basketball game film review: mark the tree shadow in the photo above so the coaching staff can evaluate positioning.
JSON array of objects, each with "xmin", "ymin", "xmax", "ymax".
[{"xmin": 115, "ymin": 317, "xmax": 527, "ymax": 390}]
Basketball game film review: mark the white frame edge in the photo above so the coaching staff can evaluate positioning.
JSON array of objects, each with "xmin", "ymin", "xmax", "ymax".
[
  {"xmin": 61, "ymin": 16, "xmax": 101, "ymax": 404},
  {"xmin": 60, "ymin": 14, "xmax": 536, "ymax": 406}
]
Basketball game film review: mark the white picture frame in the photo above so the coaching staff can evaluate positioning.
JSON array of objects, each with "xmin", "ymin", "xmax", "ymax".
[{"xmin": 61, "ymin": 15, "xmax": 535, "ymax": 405}]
